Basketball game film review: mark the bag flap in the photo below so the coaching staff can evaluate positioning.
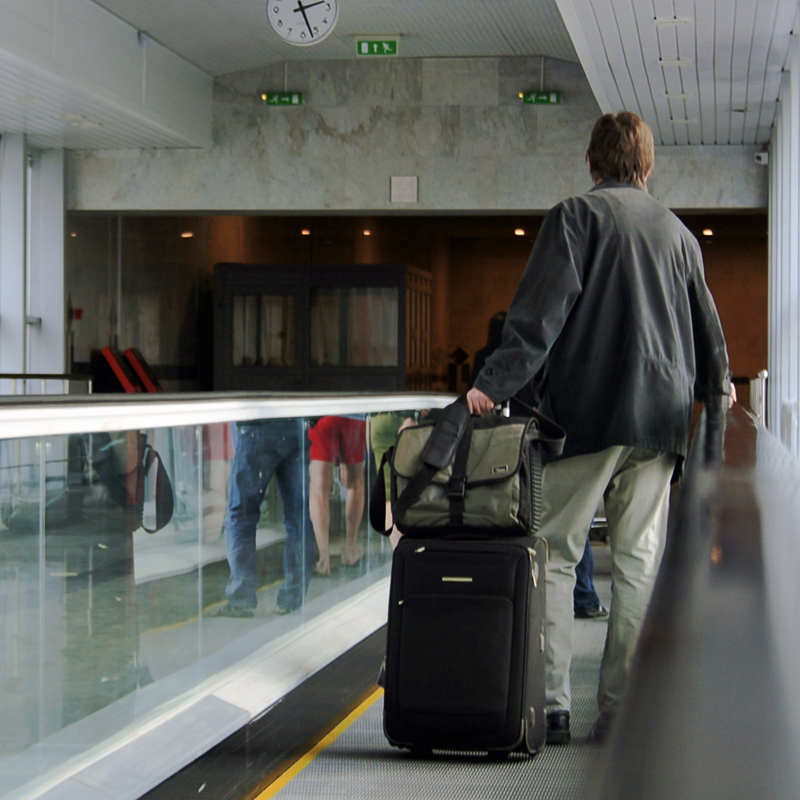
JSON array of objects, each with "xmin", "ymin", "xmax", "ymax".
[{"xmin": 392, "ymin": 417, "xmax": 532, "ymax": 485}]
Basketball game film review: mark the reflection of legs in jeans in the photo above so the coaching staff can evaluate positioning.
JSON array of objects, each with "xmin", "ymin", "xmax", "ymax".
[
  {"xmin": 224, "ymin": 419, "xmax": 310, "ymax": 611},
  {"xmin": 308, "ymin": 417, "xmax": 366, "ymax": 575},
  {"xmin": 274, "ymin": 429, "xmax": 314, "ymax": 613}
]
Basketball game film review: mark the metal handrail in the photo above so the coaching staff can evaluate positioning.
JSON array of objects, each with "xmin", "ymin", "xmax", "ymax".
[{"xmin": 592, "ymin": 402, "xmax": 800, "ymax": 799}]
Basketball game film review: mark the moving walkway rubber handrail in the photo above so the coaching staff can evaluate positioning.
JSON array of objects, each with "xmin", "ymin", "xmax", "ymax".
[{"xmin": 592, "ymin": 402, "xmax": 800, "ymax": 799}]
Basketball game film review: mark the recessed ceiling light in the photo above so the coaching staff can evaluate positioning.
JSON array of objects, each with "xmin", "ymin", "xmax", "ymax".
[
  {"xmin": 180, "ymin": 232, "xmax": 194, "ymax": 238},
  {"xmin": 301, "ymin": 229, "xmax": 311, "ymax": 236},
  {"xmin": 70, "ymin": 232, "xmax": 77, "ymax": 238},
  {"xmin": 363, "ymin": 229, "xmax": 371, "ymax": 236},
  {"xmin": 514, "ymin": 228, "xmax": 525, "ymax": 236},
  {"xmin": 703, "ymin": 229, "xmax": 713, "ymax": 236}
]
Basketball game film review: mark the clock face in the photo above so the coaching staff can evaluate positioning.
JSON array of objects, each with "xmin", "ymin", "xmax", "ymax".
[{"xmin": 267, "ymin": 0, "xmax": 339, "ymax": 46}]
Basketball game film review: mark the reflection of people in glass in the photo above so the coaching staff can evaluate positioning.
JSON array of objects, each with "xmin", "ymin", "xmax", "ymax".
[
  {"xmin": 308, "ymin": 416, "xmax": 366, "ymax": 575},
  {"xmin": 218, "ymin": 418, "xmax": 313, "ymax": 617},
  {"xmin": 63, "ymin": 431, "xmax": 153, "ymax": 724}
]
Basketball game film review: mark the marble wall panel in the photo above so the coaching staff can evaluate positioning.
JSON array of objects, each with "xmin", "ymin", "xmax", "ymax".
[
  {"xmin": 651, "ymin": 145, "xmax": 768, "ymax": 210},
  {"xmin": 456, "ymin": 106, "xmax": 537, "ymax": 158},
  {"xmin": 422, "ymin": 58, "xmax": 499, "ymax": 107},
  {"xmin": 496, "ymin": 155, "xmax": 593, "ymax": 212},
  {"xmin": 66, "ymin": 57, "xmax": 768, "ymax": 213}
]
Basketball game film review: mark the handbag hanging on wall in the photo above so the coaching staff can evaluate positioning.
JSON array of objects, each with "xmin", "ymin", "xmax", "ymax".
[{"xmin": 370, "ymin": 396, "xmax": 566, "ymax": 538}]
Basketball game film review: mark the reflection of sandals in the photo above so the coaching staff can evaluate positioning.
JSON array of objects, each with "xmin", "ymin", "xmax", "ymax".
[
  {"xmin": 314, "ymin": 566, "xmax": 333, "ymax": 577},
  {"xmin": 340, "ymin": 551, "xmax": 363, "ymax": 567}
]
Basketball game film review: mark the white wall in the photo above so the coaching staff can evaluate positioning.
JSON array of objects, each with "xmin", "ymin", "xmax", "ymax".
[
  {"xmin": 67, "ymin": 57, "xmax": 768, "ymax": 213},
  {"xmin": 768, "ymin": 33, "xmax": 800, "ymax": 454},
  {"xmin": 0, "ymin": 138, "xmax": 67, "ymax": 385}
]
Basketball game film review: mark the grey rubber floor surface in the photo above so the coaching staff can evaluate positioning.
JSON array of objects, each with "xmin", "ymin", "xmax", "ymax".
[{"xmin": 273, "ymin": 572, "xmax": 612, "ymax": 800}]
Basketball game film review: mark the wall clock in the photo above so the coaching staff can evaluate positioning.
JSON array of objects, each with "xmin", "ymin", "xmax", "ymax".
[{"xmin": 267, "ymin": 0, "xmax": 339, "ymax": 46}]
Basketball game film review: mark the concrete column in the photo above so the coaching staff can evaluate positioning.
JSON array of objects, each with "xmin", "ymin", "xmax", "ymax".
[
  {"xmin": 767, "ymin": 27, "xmax": 800, "ymax": 455},
  {"xmin": 769, "ymin": 35, "xmax": 800, "ymax": 455},
  {"xmin": 28, "ymin": 149, "xmax": 66, "ymax": 376},
  {"xmin": 0, "ymin": 134, "xmax": 27, "ymax": 375}
]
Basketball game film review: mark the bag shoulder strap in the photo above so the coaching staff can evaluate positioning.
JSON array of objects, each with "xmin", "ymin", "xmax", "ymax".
[
  {"xmin": 369, "ymin": 397, "xmax": 471, "ymax": 536},
  {"xmin": 369, "ymin": 449, "xmax": 393, "ymax": 534}
]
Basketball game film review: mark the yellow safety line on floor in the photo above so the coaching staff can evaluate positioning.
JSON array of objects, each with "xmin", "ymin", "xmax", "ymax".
[
  {"xmin": 143, "ymin": 579, "xmax": 283, "ymax": 635},
  {"xmin": 255, "ymin": 687, "xmax": 384, "ymax": 800}
]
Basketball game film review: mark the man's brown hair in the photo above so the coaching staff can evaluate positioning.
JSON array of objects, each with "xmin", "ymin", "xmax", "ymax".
[{"xmin": 586, "ymin": 111, "xmax": 654, "ymax": 188}]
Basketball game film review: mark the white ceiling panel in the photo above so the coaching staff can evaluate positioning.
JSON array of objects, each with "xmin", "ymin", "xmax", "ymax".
[
  {"xmin": 89, "ymin": 0, "xmax": 580, "ymax": 75},
  {"xmin": 557, "ymin": 0, "xmax": 799, "ymax": 145},
  {"xmin": 0, "ymin": 0, "xmax": 797, "ymax": 150}
]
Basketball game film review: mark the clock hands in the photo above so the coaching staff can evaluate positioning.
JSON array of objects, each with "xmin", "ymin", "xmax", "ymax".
[{"xmin": 293, "ymin": 0, "xmax": 326, "ymax": 38}]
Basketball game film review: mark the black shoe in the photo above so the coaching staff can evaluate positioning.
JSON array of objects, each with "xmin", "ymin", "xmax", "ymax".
[
  {"xmin": 208, "ymin": 602, "xmax": 254, "ymax": 619},
  {"xmin": 587, "ymin": 712, "xmax": 614, "ymax": 744},
  {"xmin": 575, "ymin": 604, "xmax": 609, "ymax": 619},
  {"xmin": 546, "ymin": 710, "xmax": 571, "ymax": 744}
]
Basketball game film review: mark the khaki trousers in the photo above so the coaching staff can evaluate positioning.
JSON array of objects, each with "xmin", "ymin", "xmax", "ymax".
[{"xmin": 539, "ymin": 446, "xmax": 677, "ymax": 716}]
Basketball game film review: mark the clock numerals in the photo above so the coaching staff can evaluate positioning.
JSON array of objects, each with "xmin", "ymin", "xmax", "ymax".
[{"xmin": 267, "ymin": 0, "xmax": 337, "ymax": 46}]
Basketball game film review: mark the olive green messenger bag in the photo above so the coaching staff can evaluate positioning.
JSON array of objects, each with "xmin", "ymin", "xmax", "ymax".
[{"xmin": 369, "ymin": 397, "xmax": 566, "ymax": 538}]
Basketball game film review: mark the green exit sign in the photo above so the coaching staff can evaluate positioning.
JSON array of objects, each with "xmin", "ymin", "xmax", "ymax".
[
  {"xmin": 262, "ymin": 92, "xmax": 304, "ymax": 106},
  {"xmin": 521, "ymin": 91, "xmax": 562, "ymax": 105},
  {"xmin": 357, "ymin": 39, "xmax": 398, "ymax": 56}
]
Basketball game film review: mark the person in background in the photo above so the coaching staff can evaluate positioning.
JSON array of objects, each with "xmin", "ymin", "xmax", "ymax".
[
  {"xmin": 467, "ymin": 111, "xmax": 733, "ymax": 745},
  {"xmin": 573, "ymin": 535, "xmax": 608, "ymax": 619}
]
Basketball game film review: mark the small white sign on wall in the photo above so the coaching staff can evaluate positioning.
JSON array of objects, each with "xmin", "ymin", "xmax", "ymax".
[{"xmin": 390, "ymin": 176, "xmax": 418, "ymax": 203}]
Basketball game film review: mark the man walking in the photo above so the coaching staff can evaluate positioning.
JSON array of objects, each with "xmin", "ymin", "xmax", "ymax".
[{"xmin": 467, "ymin": 111, "xmax": 732, "ymax": 744}]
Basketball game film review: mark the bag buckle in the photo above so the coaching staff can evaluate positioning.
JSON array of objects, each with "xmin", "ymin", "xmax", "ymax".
[{"xmin": 448, "ymin": 477, "xmax": 466, "ymax": 499}]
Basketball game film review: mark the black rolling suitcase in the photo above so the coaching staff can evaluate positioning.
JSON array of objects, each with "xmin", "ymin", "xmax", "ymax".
[
  {"xmin": 383, "ymin": 534, "xmax": 547, "ymax": 755},
  {"xmin": 372, "ymin": 397, "xmax": 564, "ymax": 756}
]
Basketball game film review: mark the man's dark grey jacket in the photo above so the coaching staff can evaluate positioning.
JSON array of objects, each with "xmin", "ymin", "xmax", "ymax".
[{"xmin": 472, "ymin": 179, "xmax": 731, "ymax": 460}]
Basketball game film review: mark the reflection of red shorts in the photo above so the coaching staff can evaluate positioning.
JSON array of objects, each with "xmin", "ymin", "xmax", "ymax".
[{"xmin": 309, "ymin": 416, "xmax": 366, "ymax": 464}]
